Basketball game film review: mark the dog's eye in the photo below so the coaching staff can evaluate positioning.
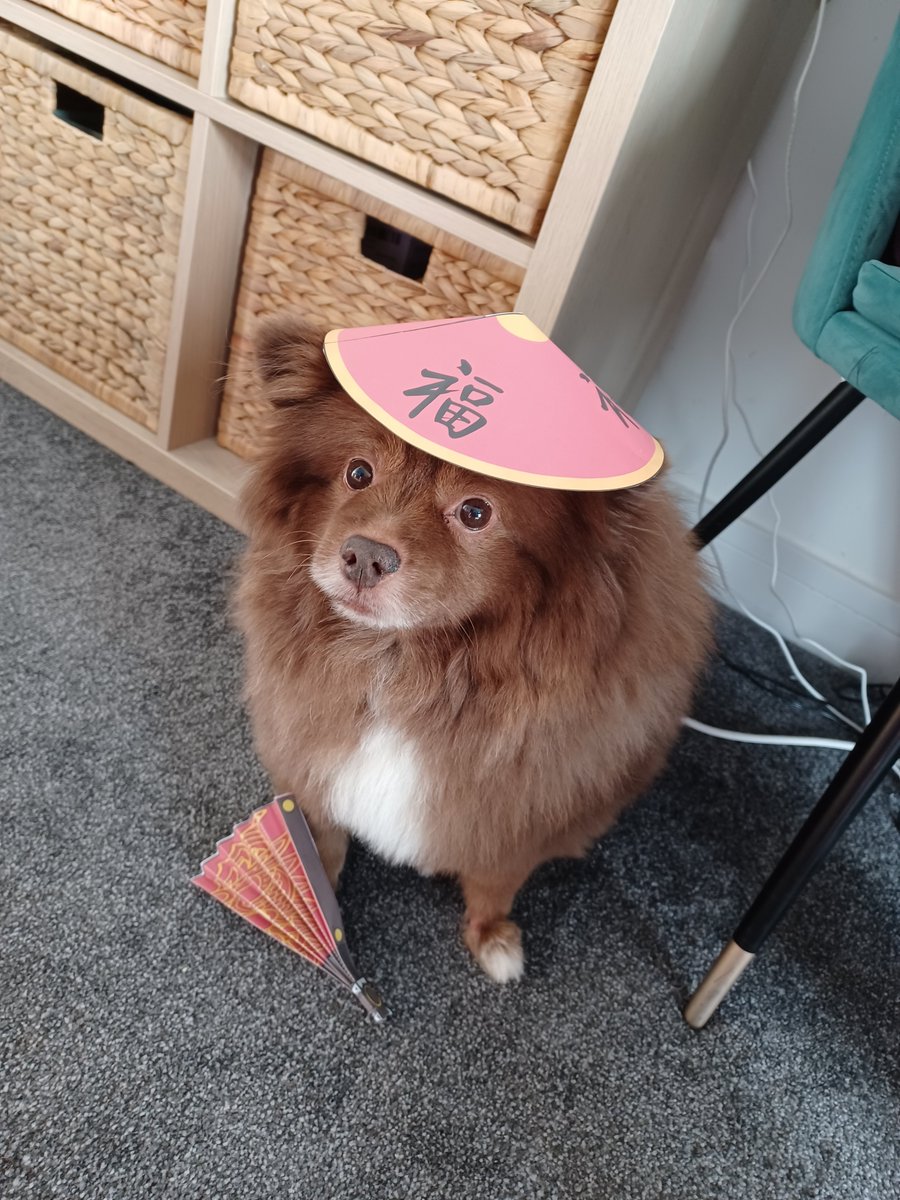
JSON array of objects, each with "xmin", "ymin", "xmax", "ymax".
[
  {"xmin": 457, "ymin": 499, "xmax": 493, "ymax": 530},
  {"xmin": 346, "ymin": 459, "xmax": 374, "ymax": 490}
]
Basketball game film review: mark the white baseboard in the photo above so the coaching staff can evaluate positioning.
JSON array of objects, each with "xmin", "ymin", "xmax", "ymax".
[{"xmin": 668, "ymin": 476, "xmax": 900, "ymax": 682}]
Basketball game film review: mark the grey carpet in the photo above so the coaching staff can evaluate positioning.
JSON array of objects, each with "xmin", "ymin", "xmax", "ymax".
[{"xmin": 2, "ymin": 380, "xmax": 899, "ymax": 1200}]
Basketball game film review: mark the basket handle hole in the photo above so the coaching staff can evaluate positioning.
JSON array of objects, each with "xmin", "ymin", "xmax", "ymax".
[
  {"xmin": 54, "ymin": 83, "xmax": 105, "ymax": 139},
  {"xmin": 361, "ymin": 217, "xmax": 432, "ymax": 281}
]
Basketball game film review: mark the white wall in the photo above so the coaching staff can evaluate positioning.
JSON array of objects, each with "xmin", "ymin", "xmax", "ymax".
[{"xmin": 633, "ymin": 0, "xmax": 900, "ymax": 681}]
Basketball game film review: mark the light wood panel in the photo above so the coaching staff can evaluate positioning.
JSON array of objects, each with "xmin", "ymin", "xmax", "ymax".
[{"xmin": 158, "ymin": 114, "xmax": 259, "ymax": 451}]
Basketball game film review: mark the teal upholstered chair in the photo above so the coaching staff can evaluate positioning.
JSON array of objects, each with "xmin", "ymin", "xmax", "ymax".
[{"xmin": 683, "ymin": 16, "xmax": 900, "ymax": 1027}]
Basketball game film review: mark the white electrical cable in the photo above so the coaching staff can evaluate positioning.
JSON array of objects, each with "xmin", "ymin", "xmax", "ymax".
[
  {"xmin": 697, "ymin": 0, "xmax": 828, "ymax": 525},
  {"xmin": 716, "ymin": 389, "xmax": 879, "ymax": 742},
  {"xmin": 722, "ymin": 163, "xmax": 874, "ymax": 734},
  {"xmin": 724, "ymin": 383, "xmax": 885, "ymax": 753},
  {"xmin": 683, "ymin": 0, "xmax": 899, "ymax": 780},
  {"xmin": 683, "ymin": 716, "xmax": 855, "ymax": 754}
]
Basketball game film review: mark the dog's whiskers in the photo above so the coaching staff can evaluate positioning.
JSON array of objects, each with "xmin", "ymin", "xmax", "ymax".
[
  {"xmin": 431, "ymin": 598, "xmax": 476, "ymax": 653},
  {"xmin": 283, "ymin": 536, "xmax": 325, "ymax": 553}
]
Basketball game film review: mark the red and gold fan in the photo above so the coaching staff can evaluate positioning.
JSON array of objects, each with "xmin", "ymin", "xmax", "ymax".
[{"xmin": 192, "ymin": 794, "xmax": 387, "ymax": 1022}]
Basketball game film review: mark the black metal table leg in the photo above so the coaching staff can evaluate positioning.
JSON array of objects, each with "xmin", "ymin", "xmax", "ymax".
[
  {"xmin": 693, "ymin": 382, "xmax": 865, "ymax": 547},
  {"xmin": 685, "ymin": 677, "xmax": 900, "ymax": 1027}
]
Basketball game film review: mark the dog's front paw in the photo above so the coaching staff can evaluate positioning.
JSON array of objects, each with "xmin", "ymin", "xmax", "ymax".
[{"xmin": 464, "ymin": 918, "xmax": 524, "ymax": 983}]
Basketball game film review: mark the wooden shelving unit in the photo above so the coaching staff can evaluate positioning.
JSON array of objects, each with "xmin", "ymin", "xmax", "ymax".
[{"xmin": 0, "ymin": 0, "xmax": 817, "ymax": 529}]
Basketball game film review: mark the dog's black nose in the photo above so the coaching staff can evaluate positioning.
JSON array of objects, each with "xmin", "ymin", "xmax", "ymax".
[{"xmin": 340, "ymin": 536, "xmax": 401, "ymax": 588}]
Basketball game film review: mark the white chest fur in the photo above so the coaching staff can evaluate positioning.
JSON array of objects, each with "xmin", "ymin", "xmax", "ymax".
[{"xmin": 324, "ymin": 724, "xmax": 428, "ymax": 868}]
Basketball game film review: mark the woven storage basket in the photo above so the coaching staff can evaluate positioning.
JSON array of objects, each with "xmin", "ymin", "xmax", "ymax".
[
  {"xmin": 28, "ymin": 1, "xmax": 206, "ymax": 77},
  {"xmin": 0, "ymin": 27, "xmax": 192, "ymax": 431},
  {"xmin": 217, "ymin": 149, "xmax": 524, "ymax": 458},
  {"xmin": 228, "ymin": 0, "xmax": 618, "ymax": 236}
]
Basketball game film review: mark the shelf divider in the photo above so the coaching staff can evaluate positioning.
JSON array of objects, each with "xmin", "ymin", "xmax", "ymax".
[{"xmin": 158, "ymin": 114, "xmax": 258, "ymax": 452}]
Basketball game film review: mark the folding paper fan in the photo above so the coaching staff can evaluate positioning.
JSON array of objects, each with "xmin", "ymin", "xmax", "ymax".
[{"xmin": 192, "ymin": 794, "xmax": 387, "ymax": 1022}]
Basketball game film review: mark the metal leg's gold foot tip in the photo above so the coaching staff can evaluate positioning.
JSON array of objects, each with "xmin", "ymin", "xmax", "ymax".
[{"xmin": 684, "ymin": 940, "xmax": 755, "ymax": 1029}]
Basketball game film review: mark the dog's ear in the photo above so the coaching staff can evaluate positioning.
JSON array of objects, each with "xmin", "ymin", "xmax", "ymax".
[{"xmin": 254, "ymin": 314, "xmax": 335, "ymax": 406}]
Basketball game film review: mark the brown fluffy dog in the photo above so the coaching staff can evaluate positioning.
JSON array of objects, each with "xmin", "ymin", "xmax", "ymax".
[{"xmin": 235, "ymin": 316, "xmax": 713, "ymax": 982}]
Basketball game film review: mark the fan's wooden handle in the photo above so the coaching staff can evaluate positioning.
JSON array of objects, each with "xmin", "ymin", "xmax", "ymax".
[
  {"xmin": 275, "ymin": 796, "xmax": 345, "ymax": 930},
  {"xmin": 275, "ymin": 793, "xmax": 388, "ymax": 1022}
]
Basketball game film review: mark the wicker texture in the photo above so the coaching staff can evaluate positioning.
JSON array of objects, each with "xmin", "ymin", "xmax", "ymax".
[
  {"xmin": 29, "ymin": 0, "xmax": 206, "ymax": 77},
  {"xmin": 229, "ymin": 0, "xmax": 618, "ymax": 235},
  {"xmin": 218, "ymin": 149, "xmax": 523, "ymax": 458},
  {"xmin": 0, "ymin": 28, "xmax": 192, "ymax": 431}
]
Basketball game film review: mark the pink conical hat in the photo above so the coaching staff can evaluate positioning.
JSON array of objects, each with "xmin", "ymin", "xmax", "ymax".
[{"xmin": 323, "ymin": 313, "xmax": 663, "ymax": 491}]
